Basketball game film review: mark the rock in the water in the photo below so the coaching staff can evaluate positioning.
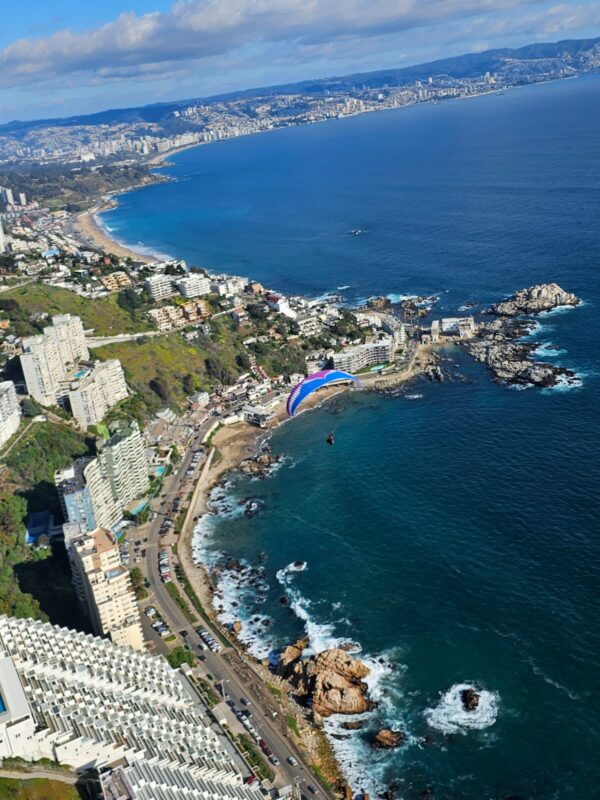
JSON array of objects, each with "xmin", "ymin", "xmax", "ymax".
[
  {"xmin": 341, "ymin": 720, "xmax": 366, "ymax": 731},
  {"xmin": 278, "ymin": 643, "xmax": 373, "ymax": 717},
  {"xmin": 463, "ymin": 317, "xmax": 579, "ymax": 388},
  {"xmin": 461, "ymin": 687, "xmax": 480, "ymax": 711},
  {"xmin": 232, "ymin": 621, "xmax": 243, "ymax": 634},
  {"xmin": 488, "ymin": 283, "xmax": 579, "ymax": 316},
  {"xmin": 372, "ymin": 729, "xmax": 407, "ymax": 749}
]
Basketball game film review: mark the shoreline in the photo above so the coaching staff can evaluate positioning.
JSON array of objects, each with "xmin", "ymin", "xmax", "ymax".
[
  {"xmin": 177, "ymin": 375, "xmax": 427, "ymax": 790},
  {"xmin": 66, "ymin": 79, "xmax": 552, "ymax": 268},
  {"xmin": 73, "ymin": 203, "xmax": 160, "ymax": 263}
]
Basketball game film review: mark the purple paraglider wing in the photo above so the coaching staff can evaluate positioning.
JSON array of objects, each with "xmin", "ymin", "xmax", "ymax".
[{"xmin": 286, "ymin": 369, "xmax": 359, "ymax": 416}]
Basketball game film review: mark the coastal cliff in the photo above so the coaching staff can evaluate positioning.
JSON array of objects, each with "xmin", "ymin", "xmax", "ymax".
[{"xmin": 279, "ymin": 639, "xmax": 373, "ymax": 717}]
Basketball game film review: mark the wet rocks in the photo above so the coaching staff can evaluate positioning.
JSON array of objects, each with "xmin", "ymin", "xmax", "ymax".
[
  {"xmin": 372, "ymin": 729, "xmax": 407, "ymax": 749},
  {"xmin": 340, "ymin": 720, "xmax": 366, "ymax": 730},
  {"xmin": 239, "ymin": 452, "xmax": 282, "ymax": 479},
  {"xmin": 464, "ymin": 318, "xmax": 578, "ymax": 388},
  {"xmin": 488, "ymin": 283, "xmax": 579, "ymax": 316},
  {"xmin": 278, "ymin": 641, "xmax": 373, "ymax": 717},
  {"xmin": 461, "ymin": 687, "xmax": 480, "ymax": 711}
]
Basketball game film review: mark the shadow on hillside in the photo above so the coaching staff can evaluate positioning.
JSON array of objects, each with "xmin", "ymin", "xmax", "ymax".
[
  {"xmin": 18, "ymin": 480, "xmax": 63, "ymax": 519},
  {"xmin": 14, "ymin": 541, "xmax": 92, "ymax": 634}
]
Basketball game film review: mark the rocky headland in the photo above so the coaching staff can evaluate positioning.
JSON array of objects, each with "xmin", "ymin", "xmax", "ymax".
[
  {"xmin": 488, "ymin": 282, "xmax": 579, "ymax": 316},
  {"xmin": 278, "ymin": 638, "xmax": 374, "ymax": 717},
  {"xmin": 464, "ymin": 283, "xmax": 581, "ymax": 387}
]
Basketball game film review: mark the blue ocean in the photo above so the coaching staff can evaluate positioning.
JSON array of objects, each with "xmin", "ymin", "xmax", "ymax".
[{"xmin": 103, "ymin": 76, "xmax": 600, "ymax": 799}]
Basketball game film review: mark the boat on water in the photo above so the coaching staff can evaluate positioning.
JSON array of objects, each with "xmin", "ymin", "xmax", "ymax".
[{"xmin": 348, "ymin": 229, "xmax": 364, "ymax": 236}]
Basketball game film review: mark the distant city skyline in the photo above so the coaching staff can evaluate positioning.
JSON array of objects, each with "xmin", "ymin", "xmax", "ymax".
[{"xmin": 1, "ymin": 0, "xmax": 600, "ymax": 122}]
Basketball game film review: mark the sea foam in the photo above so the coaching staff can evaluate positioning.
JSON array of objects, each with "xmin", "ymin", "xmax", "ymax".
[{"xmin": 424, "ymin": 683, "xmax": 499, "ymax": 734}]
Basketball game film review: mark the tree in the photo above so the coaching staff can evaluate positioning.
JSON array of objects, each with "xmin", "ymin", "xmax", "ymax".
[
  {"xmin": 150, "ymin": 376, "xmax": 170, "ymax": 402},
  {"xmin": 205, "ymin": 357, "xmax": 236, "ymax": 386},
  {"xmin": 236, "ymin": 353, "xmax": 251, "ymax": 371},
  {"xmin": 21, "ymin": 398, "xmax": 41, "ymax": 418},
  {"xmin": 130, "ymin": 567, "xmax": 148, "ymax": 600},
  {"xmin": 183, "ymin": 373, "xmax": 196, "ymax": 395},
  {"xmin": 167, "ymin": 646, "xmax": 195, "ymax": 669},
  {"xmin": 117, "ymin": 287, "xmax": 142, "ymax": 312}
]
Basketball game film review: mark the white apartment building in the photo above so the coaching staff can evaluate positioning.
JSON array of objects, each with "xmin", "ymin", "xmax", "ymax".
[
  {"xmin": 145, "ymin": 274, "xmax": 175, "ymax": 301},
  {"xmin": 55, "ymin": 457, "xmax": 122, "ymax": 534},
  {"xmin": 97, "ymin": 421, "xmax": 149, "ymax": 506},
  {"xmin": 69, "ymin": 360, "xmax": 128, "ymax": 428},
  {"xmin": 332, "ymin": 336, "xmax": 397, "ymax": 372},
  {"xmin": 21, "ymin": 314, "xmax": 89, "ymax": 406},
  {"xmin": 70, "ymin": 527, "xmax": 144, "ymax": 651},
  {"xmin": 0, "ymin": 614, "xmax": 262, "ymax": 800},
  {"xmin": 0, "ymin": 220, "xmax": 5, "ymax": 255},
  {"xmin": 0, "ymin": 381, "xmax": 20, "ymax": 448},
  {"xmin": 176, "ymin": 273, "xmax": 211, "ymax": 298}
]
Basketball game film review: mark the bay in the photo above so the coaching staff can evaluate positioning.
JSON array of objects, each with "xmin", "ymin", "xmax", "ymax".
[{"xmin": 103, "ymin": 75, "xmax": 600, "ymax": 799}]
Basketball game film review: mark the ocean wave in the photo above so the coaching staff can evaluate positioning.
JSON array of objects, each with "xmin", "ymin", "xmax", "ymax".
[
  {"xmin": 532, "ymin": 342, "xmax": 566, "ymax": 358},
  {"xmin": 424, "ymin": 683, "xmax": 499, "ymax": 734},
  {"xmin": 537, "ymin": 303, "xmax": 579, "ymax": 317},
  {"xmin": 541, "ymin": 373, "xmax": 584, "ymax": 393},
  {"xmin": 404, "ymin": 393, "xmax": 423, "ymax": 400}
]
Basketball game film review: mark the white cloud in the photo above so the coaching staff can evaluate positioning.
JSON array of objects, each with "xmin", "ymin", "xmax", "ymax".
[{"xmin": 0, "ymin": 0, "xmax": 559, "ymax": 90}]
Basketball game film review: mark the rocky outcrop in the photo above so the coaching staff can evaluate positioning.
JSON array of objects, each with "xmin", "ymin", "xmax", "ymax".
[
  {"xmin": 340, "ymin": 720, "xmax": 366, "ymax": 730},
  {"xmin": 464, "ymin": 318, "xmax": 579, "ymax": 388},
  {"xmin": 461, "ymin": 687, "xmax": 480, "ymax": 711},
  {"xmin": 278, "ymin": 641, "xmax": 373, "ymax": 717},
  {"xmin": 372, "ymin": 729, "xmax": 406, "ymax": 749},
  {"xmin": 488, "ymin": 283, "xmax": 579, "ymax": 316},
  {"xmin": 398, "ymin": 295, "xmax": 439, "ymax": 318},
  {"xmin": 239, "ymin": 452, "xmax": 282, "ymax": 478}
]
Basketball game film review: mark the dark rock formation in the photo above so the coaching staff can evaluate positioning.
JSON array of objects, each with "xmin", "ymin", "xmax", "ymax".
[
  {"xmin": 461, "ymin": 687, "xmax": 480, "ymax": 711},
  {"xmin": 372, "ymin": 729, "xmax": 406, "ymax": 749}
]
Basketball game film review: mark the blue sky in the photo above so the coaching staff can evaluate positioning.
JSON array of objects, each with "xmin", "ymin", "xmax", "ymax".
[{"xmin": 1, "ymin": 0, "xmax": 600, "ymax": 122}]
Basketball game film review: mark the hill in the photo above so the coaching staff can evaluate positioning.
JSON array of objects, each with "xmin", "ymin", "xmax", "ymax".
[{"xmin": 0, "ymin": 36, "xmax": 598, "ymax": 135}]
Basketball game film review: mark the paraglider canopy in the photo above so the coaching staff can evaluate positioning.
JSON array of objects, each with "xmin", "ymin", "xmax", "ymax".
[{"xmin": 286, "ymin": 369, "xmax": 360, "ymax": 416}]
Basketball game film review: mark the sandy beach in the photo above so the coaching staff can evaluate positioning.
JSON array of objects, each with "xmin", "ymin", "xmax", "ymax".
[{"xmin": 74, "ymin": 206, "xmax": 159, "ymax": 262}]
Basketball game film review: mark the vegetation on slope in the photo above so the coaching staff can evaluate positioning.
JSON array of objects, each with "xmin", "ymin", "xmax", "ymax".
[
  {"xmin": 93, "ymin": 318, "xmax": 249, "ymax": 414},
  {"xmin": 0, "ymin": 282, "xmax": 151, "ymax": 337},
  {"xmin": 0, "ymin": 778, "xmax": 79, "ymax": 800},
  {"xmin": 0, "ymin": 422, "xmax": 94, "ymax": 629},
  {"xmin": 0, "ymin": 161, "xmax": 156, "ymax": 212},
  {"xmin": 0, "ymin": 494, "xmax": 44, "ymax": 620}
]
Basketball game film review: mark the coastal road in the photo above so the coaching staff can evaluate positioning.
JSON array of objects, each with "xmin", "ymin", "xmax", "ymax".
[{"xmin": 140, "ymin": 427, "xmax": 327, "ymax": 795}]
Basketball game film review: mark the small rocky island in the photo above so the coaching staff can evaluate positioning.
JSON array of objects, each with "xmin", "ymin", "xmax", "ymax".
[
  {"xmin": 487, "ymin": 282, "xmax": 579, "ymax": 316},
  {"xmin": 278, "ymin": 638, "xmax": 373, "ymax": 717},
  {"xmin": 463, "ymin": 283, "xmax": 581, "ymax": 388}
]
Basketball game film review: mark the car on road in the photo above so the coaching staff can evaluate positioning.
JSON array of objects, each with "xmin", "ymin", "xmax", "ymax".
[
  {"xmin": 197, "ymin": 654, "xmax": 207, "ymax": 661},
  {"xmin": 307, "ymin": 785, "xmax": 319, "ymax": 794},
  {"xmin": 270, "ymin": 755, "xmax": 280, "ymax": 766},
  {"xmin": 287, "ymin": 756, "xmax": 298, "ymax": 766},
  {"xmin": 180, "ymin": 630, "xmax": 189, "ymax": 638},
  {"xmin": 240, "ymin": 697, "xmax": 251, "ymax": 706}
]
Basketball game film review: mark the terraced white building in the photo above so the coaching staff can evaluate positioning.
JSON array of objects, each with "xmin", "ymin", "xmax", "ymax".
[{"xmin": 0, "ymin": 616, "xmax": 261, "ymax": 800}]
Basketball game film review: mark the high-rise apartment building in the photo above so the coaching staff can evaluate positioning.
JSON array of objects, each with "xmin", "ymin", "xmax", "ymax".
[
  {"xmin": 21, "ymin": 314, "xmax": 89, "ymax": 406},
  {"xmin": 176, "ymin": 273, "xmax": 211, "ymax": 298},
  {"xmin": 97, "ymin": 421, "xmax": 149, "ymax": 506},
  {"xmin": 0, "ymin": 220, "xmax": 5, "ymax": 255},
  {"xmin": 145, "ymin": 273, "xmax": 175, "ymax": 301},
  {"xmin": 70, "ymin": 527, "xmax": 144, "ymax": 651},
  {"xmin": 0, "ymin": 381, "xmax": 20, "ymax": 448},
  {"xmin": 69, "ymin": 359, "xmax": 128, "ymax": 428},
  {"xmin": 55, "ymin": 457, "xmax": 122, "ymax": 533}
]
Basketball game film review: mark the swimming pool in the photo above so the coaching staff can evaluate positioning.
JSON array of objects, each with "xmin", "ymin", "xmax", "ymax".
[{"xmin": 0, "ymin": 694, "xmax": 6, "ymax": 713}]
